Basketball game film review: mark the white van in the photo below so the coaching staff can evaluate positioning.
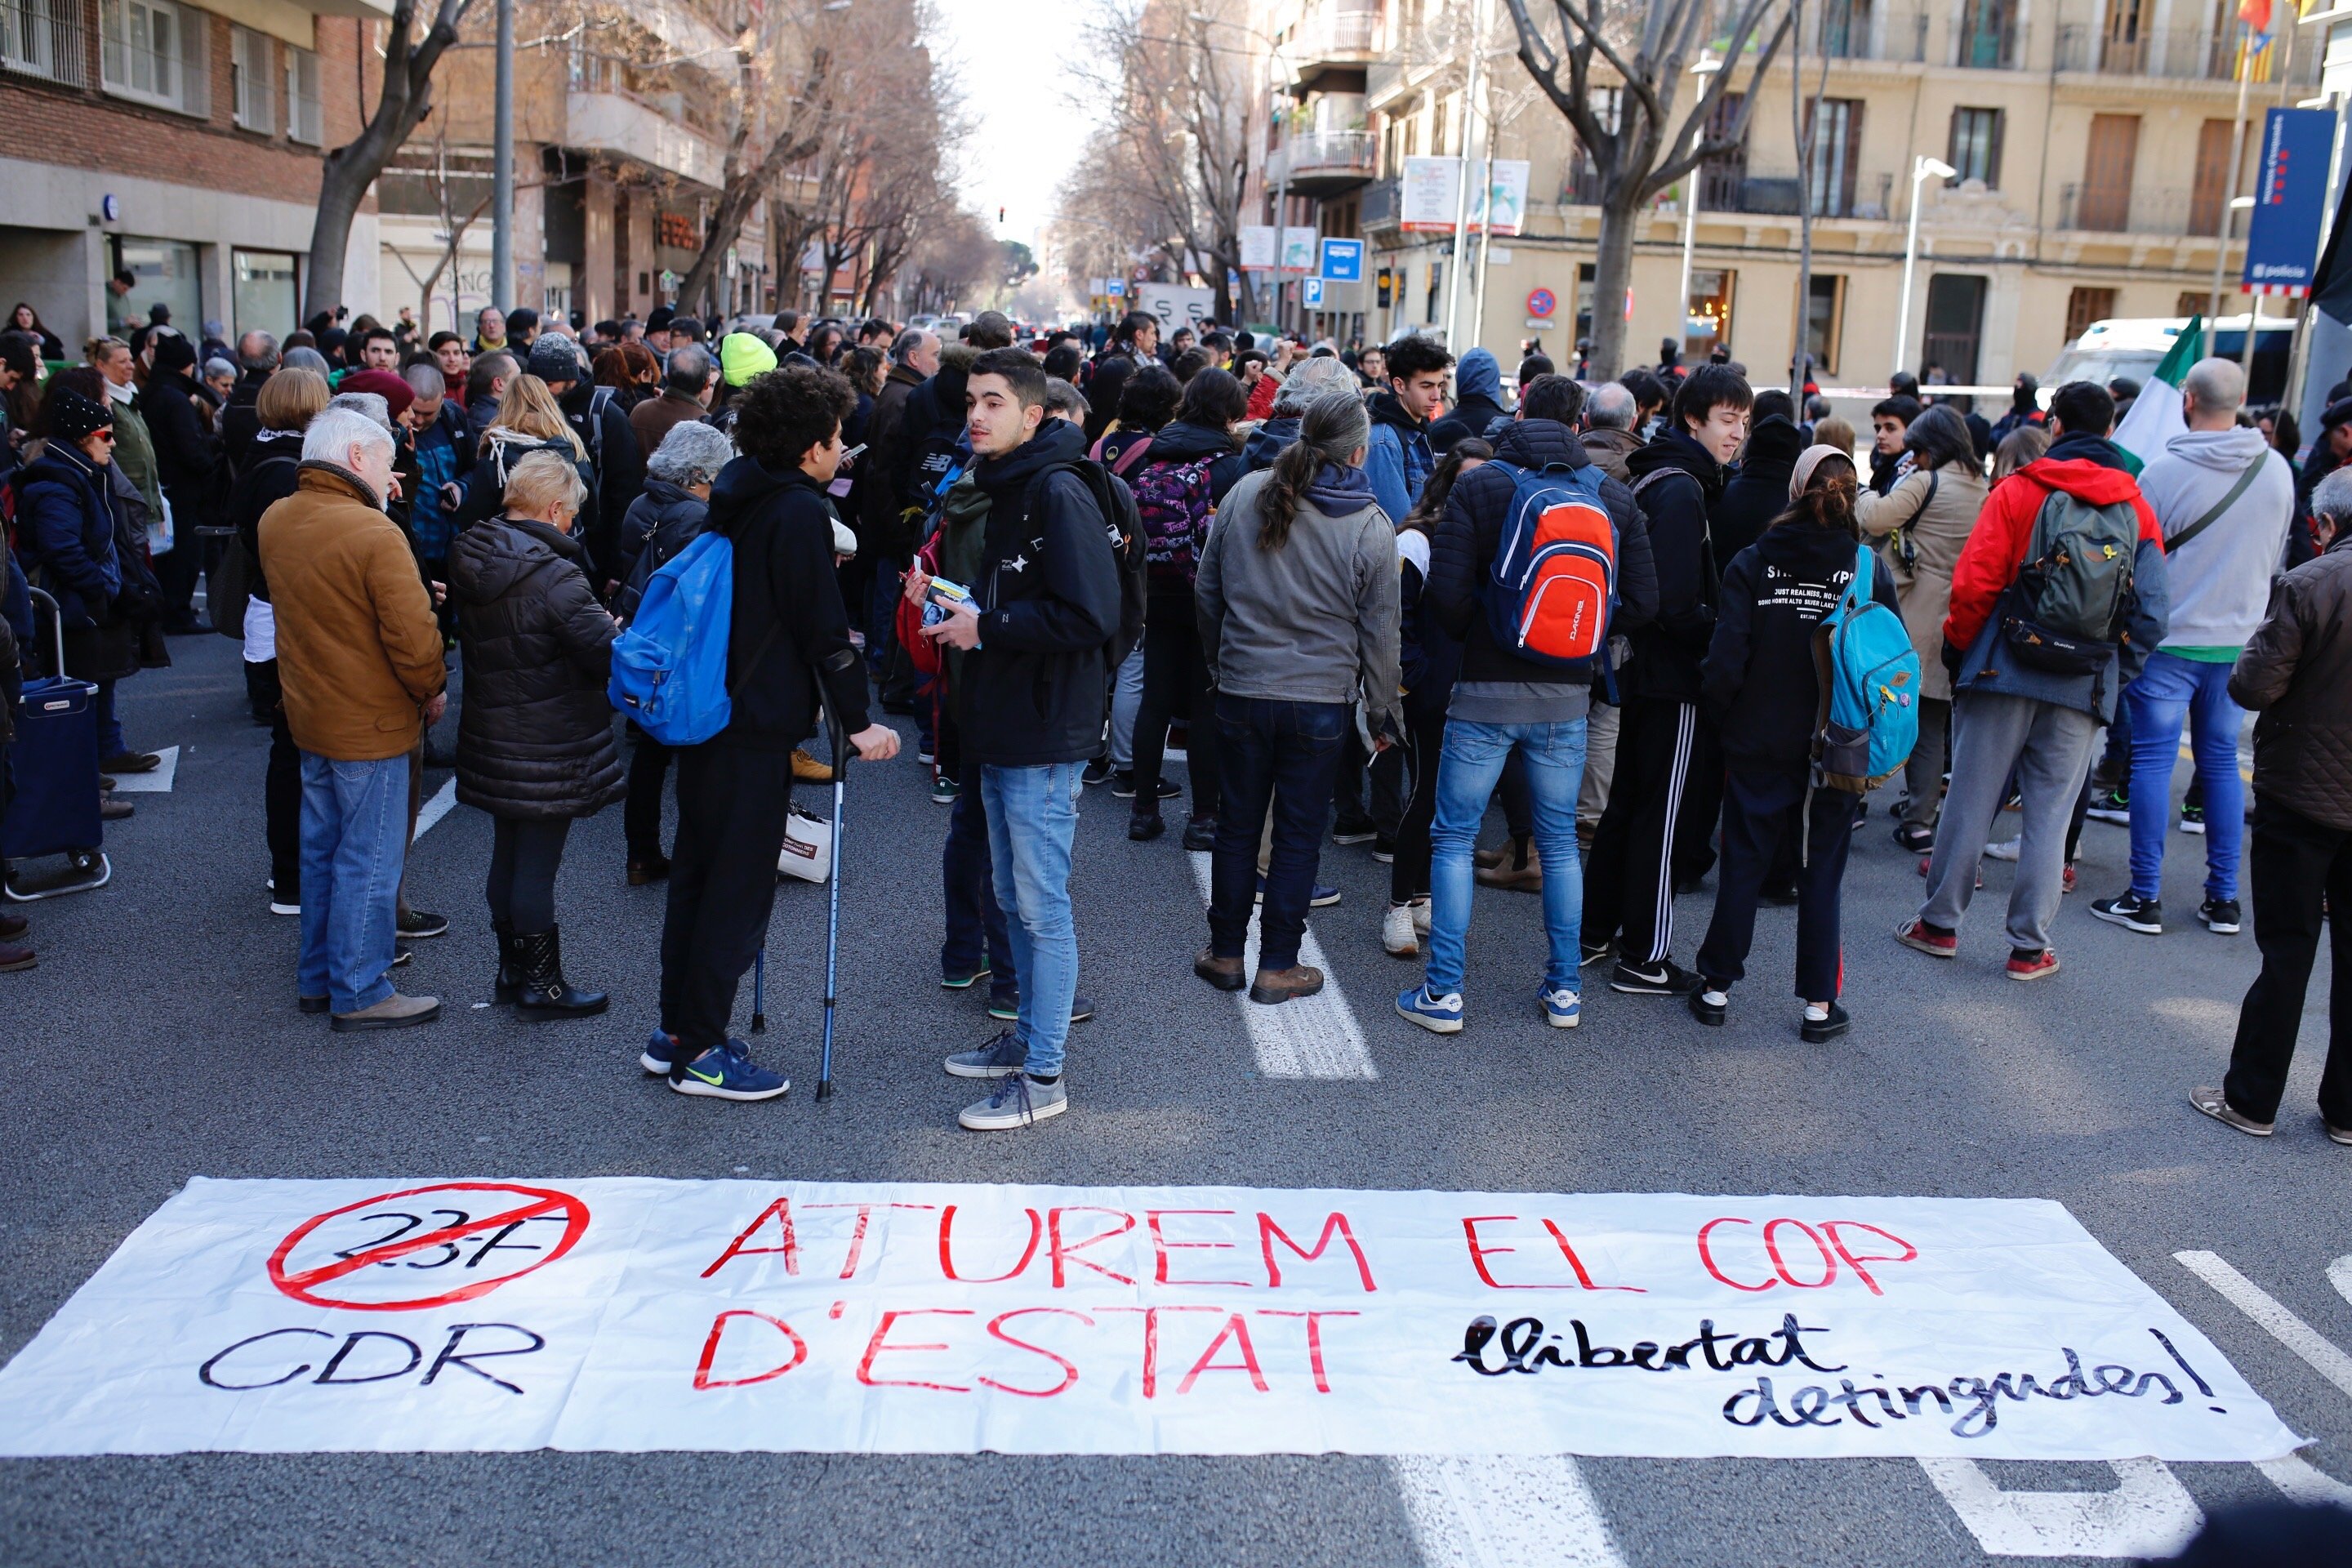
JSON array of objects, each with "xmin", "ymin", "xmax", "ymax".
[{"xmin": 2044, "ymin": 315, "xmax": 2296, "ymax": 403}]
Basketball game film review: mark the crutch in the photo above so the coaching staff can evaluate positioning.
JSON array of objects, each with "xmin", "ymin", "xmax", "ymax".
[{"xmin": 816, "ymin": 694, "xmax": 851, "ymax": 1102}]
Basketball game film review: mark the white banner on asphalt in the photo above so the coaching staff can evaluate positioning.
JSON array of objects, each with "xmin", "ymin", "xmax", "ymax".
[{"xmin": 0, "ymin": 1179, "xmax": 2301, "ymax": 1460}]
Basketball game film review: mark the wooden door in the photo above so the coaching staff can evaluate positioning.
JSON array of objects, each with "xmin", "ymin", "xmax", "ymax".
[{"xmin": 2079, "ymin": 114, "xmax": 2139, "ymax": 231}]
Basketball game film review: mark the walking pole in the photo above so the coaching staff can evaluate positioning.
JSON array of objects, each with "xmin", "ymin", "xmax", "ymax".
[{"xmin": 816, "ymin": 696, "xmax": 851, "ymax": 1102}]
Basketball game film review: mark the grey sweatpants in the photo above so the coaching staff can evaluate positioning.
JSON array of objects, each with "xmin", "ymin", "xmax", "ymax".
[
  {"xmin": 1579, "ymin": 698, "xmax": 1620, "ymax": 828},
  {"xmin": 1919, "ymin": 690, "xmax": 2100, "ymax": 952}
]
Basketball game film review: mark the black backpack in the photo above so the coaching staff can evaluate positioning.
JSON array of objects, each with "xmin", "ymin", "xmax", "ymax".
[{"xmin": 1027, "ymin": 457, "xmax": 1147, "ymax": 671}]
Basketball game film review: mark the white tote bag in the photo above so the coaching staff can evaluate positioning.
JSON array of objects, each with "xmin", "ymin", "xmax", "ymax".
[{"xmin": 777, "ymin": 803, "xmax": 833, "ymax": 884}]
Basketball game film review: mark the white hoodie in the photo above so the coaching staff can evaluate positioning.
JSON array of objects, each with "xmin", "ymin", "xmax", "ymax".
[{"xmin": 2134, "ymin": 424, "xmax": 2293, "ymax": 651}]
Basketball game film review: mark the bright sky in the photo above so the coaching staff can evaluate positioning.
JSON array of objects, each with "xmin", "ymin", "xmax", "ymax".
[{"xmin": 928, "ymin": 0, "xmax": 1099, "ymax": 256}]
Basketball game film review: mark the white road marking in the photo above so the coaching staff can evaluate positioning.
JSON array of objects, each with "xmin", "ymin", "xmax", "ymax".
[
  {"xmin": 107, "ymin": 745, "xmax": 177, "ymax": 793},
  {"xmin": 1918, "ymin": 1458, "xmax": 2202, "ymax": 1559},
  {"xmin": 1389, "ymin": 1455, "xmax": 1625, "ymax": 1568},
  {"xmin": 415, "ymin": 777, "xmax": 459, "ymax": 840},
  {"xmin": 2329, "ymin": 1254, "xmax": 2352, "ymax": 1312},
  {"xmin": 2257, "ymin": 1451, "xmax": 2352, "ymax": 1508},
  {"xmin": 1187, "ymin": 851, "xmax": 1378, "ymax": 1080},
  {"xmin": 2175, "ymin": 1250, "xmax": 2352, "ymax": 1401}
]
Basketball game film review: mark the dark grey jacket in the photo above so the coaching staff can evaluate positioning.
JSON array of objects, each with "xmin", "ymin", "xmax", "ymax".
[
  {"xmin": 448, "ymin": 516, "xmax": 623, "ymax": 818},
  {"xmin": 2231, "ymin": 528, "xmax": 2352, "ymax": 830}
]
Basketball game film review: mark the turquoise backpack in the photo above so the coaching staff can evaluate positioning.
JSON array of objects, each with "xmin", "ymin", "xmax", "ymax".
[{"xmin": 1811, "ymin": 545, "xmax": 1921, "ymax": 792}]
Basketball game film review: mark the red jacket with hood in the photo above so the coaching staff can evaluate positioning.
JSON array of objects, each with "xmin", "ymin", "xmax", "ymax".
[{"xmin": 1943, "ymin": 452, "xmax": 2163, "ymax": 653}]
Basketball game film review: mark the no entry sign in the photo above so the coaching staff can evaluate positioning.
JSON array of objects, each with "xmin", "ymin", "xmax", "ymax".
[
  {"xmin": 267, "ymin": 1183, "xmax": 591, "ymax": 1312},
  {"xmin": 0, "ymin": 1178, "xmax": 2302, "ymax": 1460}
]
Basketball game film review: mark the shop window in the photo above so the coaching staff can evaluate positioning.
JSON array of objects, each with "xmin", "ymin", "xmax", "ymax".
[{"xmin": 1805, "ymin": 274, "xmax": 1844, "ymax": 376}]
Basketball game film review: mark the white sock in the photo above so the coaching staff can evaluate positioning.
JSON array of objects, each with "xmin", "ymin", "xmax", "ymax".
[
  {"xmin": 1700, "ymin": 988, "xmax": 1729, "ymax": 1008},
  {"xmin": 1804, "ymin": 1002, "xmax": 1831, "ymax": 1022}
]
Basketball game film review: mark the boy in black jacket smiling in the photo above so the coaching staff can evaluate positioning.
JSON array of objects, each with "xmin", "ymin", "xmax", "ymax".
[{"xmin": 1689, "ymin": 446, "xmax": 1899, "ymax": 1040}]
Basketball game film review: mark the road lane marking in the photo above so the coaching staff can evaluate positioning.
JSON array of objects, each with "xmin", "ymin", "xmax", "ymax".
[
  {"xmin": 1918, "ymin": 1458, "xmax": 2202, "ymax": 1559},
  {"xmin": 2175, "ymin": 1250, "xmax": 2352, "ymax": 1401},
  {"xmin": 108, "ymin": 745, "xmax": 177, "ymax": 793},
  {"xmin": 1188, "ymin": 851, "xmax": 1378, "ymax": 1080},
  {"xmin": 2257, "ymin": 1452, "xmax": 2352, "ymax": 1508},
  {"xmin": 2329, "ymin": 1254, "xmax": 2352, "ymax": 1312},
  {"xmin": 416, "ymin": 777, "xmax": 458, "ymax": 840},
  {"xmin": 1389, "ymin": 1455, "xmax": 1624, "ymax": 1568}
]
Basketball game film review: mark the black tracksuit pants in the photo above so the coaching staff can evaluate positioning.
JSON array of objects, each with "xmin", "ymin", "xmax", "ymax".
[
  {"xmin": 1695, "ymin": 765, "xmax": 1858, "ymax": 1002},
  {"xmin": 659, "ymin": 734, "xmax": 795, "ymax": 1059},
  {"xmin": 2225, "ymin": 797, "xmax": 2352, "ymax": 1128},
  {"xmin": 1584, "ymin": 696, "xmax": 1716, "ymax": 965}
]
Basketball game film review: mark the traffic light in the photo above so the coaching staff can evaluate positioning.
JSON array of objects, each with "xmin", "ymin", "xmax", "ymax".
[
  {"xmin": 1376, "ymin": 267, "xmax": 1392, "ymax": 308},
  {"xmin": 997, "ymin": 207, "xmax": 1005, "ymax": 225}
]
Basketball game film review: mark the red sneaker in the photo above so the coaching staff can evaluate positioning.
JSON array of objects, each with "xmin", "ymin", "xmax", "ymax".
[
  {"xmin": 2062, "ymin": 862, "xmax": 2078, "ymax": 894},
  {"xmin": 1895, "ymin": 919, "xmax": 1958, "ymax": 958},
  {"xmin": 2006, "ymin": 948, "xmax": 2062, "ymax": 982}
]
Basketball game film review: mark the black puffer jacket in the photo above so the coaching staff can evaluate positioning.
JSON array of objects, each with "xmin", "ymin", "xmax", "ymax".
[
  {"xmin": 448, "ymin": 515, "xmax": 623, "ymax": 818},
  {"xmin": 1424, "ymin": 418, "xmax": 1658, "ymax": 688},
  {"xmin": 613, "ymin": 476, "xmax": 706, "ymax": 618},
  {"xmin": 1713, "ymin": 414, "xmax": 1804, "ymax": 569},
  {"xmin": 2232, "ymin": 527, "xmax": 2352, "ymax": 830}
]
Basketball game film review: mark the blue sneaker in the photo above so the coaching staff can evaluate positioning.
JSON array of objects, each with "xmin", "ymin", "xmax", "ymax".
[
  {"xmin": 669, "ymin": 1040, "xmax": 790, "ymax": 1101},
  {"xmin": 1255, "ymin": 877, "xmax": 1342, "ymax": 908},
  {"xmin": 641, "ymin": 1031, "xmax": 747, "ymax": 1075},
  {"xmin": 1396, "ymin": 984, "xmax": 1464, "ymax": 1034},
  {"xmin": 1540, "ymin": 987, "xmax": 1581, "ymax": 1029},
  {"xmin": 945, "ymin": 1029, "xmax": 1027, "ymax": 1079}
]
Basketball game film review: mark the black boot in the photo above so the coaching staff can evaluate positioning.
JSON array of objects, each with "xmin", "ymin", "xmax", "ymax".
[
  {"xmin": 513, "ymin": 925, "xmax": 609, "ymax": 1020},
  {"xmin": 493, "ymin": 920, "xmax": 522, "ymax": 1004}
]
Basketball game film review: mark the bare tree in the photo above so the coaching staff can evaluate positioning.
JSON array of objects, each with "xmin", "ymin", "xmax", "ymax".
[
  {"xmin": 1502, "ymin": 0, "xmax": 1794, "ymax": 377},
  {"xmin": 675, "ymin": 36, "xmax": 836, "ymax": 318},
  {"xmin": 1074, "ymin": 0, "xmax": 1258, "ymax": 323},
  {"xmin": 305, "ymin": 0, "xmax": 478, "ymax": 321}
]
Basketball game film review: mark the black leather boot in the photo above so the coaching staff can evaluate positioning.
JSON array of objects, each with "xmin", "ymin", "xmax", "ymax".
[
  {"xmin": 513, "ymin": 926, "xmax": 609, "ymax": 1020},
  {"xmin": 493, "ymin": 920, "xmax": 521, "ymax": 1004}
]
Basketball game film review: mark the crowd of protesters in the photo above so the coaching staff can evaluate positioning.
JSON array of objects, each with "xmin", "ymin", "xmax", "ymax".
[{"xmin": 0, "ymin": 289, "xmax": 2342, "ymax": 1150}]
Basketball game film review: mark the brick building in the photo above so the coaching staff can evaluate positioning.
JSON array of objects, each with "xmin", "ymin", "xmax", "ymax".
[{"xmin": 0, "ymin": 0, "xmax": 380, "ymax": 350}]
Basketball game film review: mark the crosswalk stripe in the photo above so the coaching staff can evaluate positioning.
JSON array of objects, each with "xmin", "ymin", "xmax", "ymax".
[
  {"xmin": 2257, "ymin": 1452, "xmax": 2352, "ymax": 1508},
  {"xmin": 2328, "ymin": 1254, "xmax": 2352, "ymax": 1312},
  {"xmin": 2175, "ymin": 1250, "xmax": 2352, "ymax": 1401},
  {"xmin": 1389, "ymin": 1455, "xmax": 1625, "ymax": 1568},
  {"xmin": 1187, "ymin": 852, "xmax": 1379, "ymax": 1080},
  {"xmin": 415, "ymin": 777, "xmax": 458, "ymax": 841},
  {"xmin": 1918, "ymin": 1458, "xmax": 2203, "ymax": 1559}
]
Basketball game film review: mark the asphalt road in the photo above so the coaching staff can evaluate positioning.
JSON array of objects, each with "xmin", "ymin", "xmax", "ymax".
[{"xmin": 2, "ymin": 630, "xmax": 2348, "ymax": 1567}]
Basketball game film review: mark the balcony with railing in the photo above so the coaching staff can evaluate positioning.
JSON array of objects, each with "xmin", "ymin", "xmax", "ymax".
[
  {"xmin": 1817, "ymin": 1, "xmax": 1931, "ymax": 64},
  {"xmin": 2052, "ymin": 24, "xmax": 2319, "ymax": 82},
  {"xmin": 1274, "ymin": 127, "xmax": 1377, "ymax": 195},
  {"xmin": 2056, "ymin": 181, "xmax": 2216, "ymax": 236},
  {"xmin": 1285, "ymin": 2, "xmax": 1379, "ymax": 92}
]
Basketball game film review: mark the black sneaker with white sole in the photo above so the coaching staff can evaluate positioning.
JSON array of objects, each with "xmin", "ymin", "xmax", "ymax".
[
  {"xmin": 2198, "ymin": 897, "xmax": 2242, "ymax": 934},
  {"xmin": 1610, "ymin": 957, "xmax": 1701, "ymax": 996},
  {"xmin": 2083, "ymin": 786, "xmax": 2131, "ymax": 826},
  {"xmin": 2090, "ymin": 890, "xmax": 2162, "ymax": 934}
]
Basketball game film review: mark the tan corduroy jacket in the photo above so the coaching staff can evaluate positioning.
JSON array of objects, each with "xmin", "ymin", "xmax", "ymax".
[{"xmin": 258, "ymin": 463, "xmax": 446, "ymax": 760}]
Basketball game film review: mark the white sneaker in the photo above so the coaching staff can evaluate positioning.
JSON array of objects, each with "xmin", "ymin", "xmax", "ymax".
[
  {"xmin": 1984, "ymin": 839, "xmax": 2021, "ymax": 862},
  {"xmin": 1383, "ymin": 902, "xmax": 1422, "ymax": 956},
  {"xmin": 1410, "ymin": 897, "xmax": 1431, "ymax": 935}
]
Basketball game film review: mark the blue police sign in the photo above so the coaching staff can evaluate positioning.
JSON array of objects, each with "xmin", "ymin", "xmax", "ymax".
[
  {"xmin": 2244, "ymin": 107, "xmax": 2333, "ymax": 296},
  {"xmin": 1318, "ymin": 238, "xmax": 1364, "ymax": 283}
]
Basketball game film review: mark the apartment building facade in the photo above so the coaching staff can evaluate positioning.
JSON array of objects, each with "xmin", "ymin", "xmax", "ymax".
[
  {"xmin": 0, "ymin": 0, "xmax": 378, "ymax": 351},
  {"xmin": 1249, "ymin": 0, "xmax": 2316, "ymax": 386},
  {"xmin": 374, "ymin": 0, "xmax": 768, "ymax": 336}
]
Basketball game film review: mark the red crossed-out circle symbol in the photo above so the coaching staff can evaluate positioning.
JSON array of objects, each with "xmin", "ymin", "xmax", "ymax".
[
  {"xmin": 267, "ymin": 1182, "xmax": 590, "ymax": 1312},
  {"xmin": 1526, "ymin": 287, "xmax": 1557, "ymax": 318}
]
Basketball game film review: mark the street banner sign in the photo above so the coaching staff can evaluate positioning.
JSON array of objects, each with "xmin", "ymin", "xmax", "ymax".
[
  {"xmin": 1401, "ymin": 157, "xmax": 1461, "ymax": 232},
  {"xmin": 1240, "ymin": 225, "xmax": 1277, "ymax": 270},
  {"xmin": 1481, "ymin": 159, "xmax": 1532, "ymax": 237},
  {"xmin": 0, "ymin": 1178, "xmax": 2300, "ymax": 1463},
  {"xmin": 1280, "ymin": 226, "xmax": 1318, "ymax": 276},
  {"xmin": 1319, "ymin": 238, "xmax": 1365, "ymax": 283},
  {"xmin": 2244, "ymin": 106, "xmax": 2333, "ymax": 296}
]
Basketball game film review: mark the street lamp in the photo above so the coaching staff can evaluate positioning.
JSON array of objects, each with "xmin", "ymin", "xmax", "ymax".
[
  {"xmin": 1895, "ymin": 154, "xmax": 1958, "ymax": 381},
  {"xmin": 1674, "ymin": 54, "xmax": 1721, "ymax": 366}
]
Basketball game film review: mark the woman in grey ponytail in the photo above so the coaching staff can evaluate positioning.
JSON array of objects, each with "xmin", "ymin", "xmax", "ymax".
[{"xmin": 1191, "ymin": 387, "xmax": 1401, "ymax": 1006}]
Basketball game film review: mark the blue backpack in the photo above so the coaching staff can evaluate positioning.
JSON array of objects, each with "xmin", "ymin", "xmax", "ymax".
[
  {"xmin": 1811, "ymin": 544, "xmax": 1922, "ymax": 792},
  {"xmin": 1480, "ymin": 460, "xmax": 1618, "ymax": 672},
  {"xmin": 608, "ymin": 531, "xmax": 736, "ymax": 745}
]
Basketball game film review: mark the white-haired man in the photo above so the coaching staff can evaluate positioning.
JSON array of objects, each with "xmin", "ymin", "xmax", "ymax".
[{"xmin": 258, "ymin": 407, "xmax": 449, "ymax": 1032}]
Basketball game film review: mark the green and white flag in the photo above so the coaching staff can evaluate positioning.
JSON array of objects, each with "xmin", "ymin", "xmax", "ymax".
[{"xmin": 2109, "ymin": 316, "xmax": 2201, "ymax": 473}]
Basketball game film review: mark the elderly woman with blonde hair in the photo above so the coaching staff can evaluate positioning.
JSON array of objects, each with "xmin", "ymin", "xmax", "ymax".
[{"xmin": 448, "ymin": 448, "xmax": 624, "ymax": 1020}]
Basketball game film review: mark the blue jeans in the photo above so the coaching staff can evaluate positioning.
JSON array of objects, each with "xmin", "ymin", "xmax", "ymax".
[
  {"xmin": 296, "ymin": 752, "xmax": 410, "ymax": 1012},
  {"xmin": 2125, "ymin": 651, "xmax": 2243, "ymax": 902},
  {"xmin": 1208, "ymin": 695, "xmax": 1350, "ymax": 971},
  {"xmin": 981, "ymin": 762, "xmax": 1083, "ymax": 1076},
  {"xmin": 1427, "ymin": 717, "xmax": 1587, "ymax": 996},
  {"xmin": 95, "ymin": 679, "xmax": 124, "ymax": 758},
  {"xmin": 942, "ymin": 769, "xmax": 1017, "ymax": 1000}
]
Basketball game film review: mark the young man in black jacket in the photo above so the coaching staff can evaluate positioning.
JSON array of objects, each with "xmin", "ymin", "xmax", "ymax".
[
  {"xmin": 913, "ymin": 347, "xmax": 1122, "ymax": 1131},
  {"xmin": 1396, "ymin": 375, "xmax": 1659, "ymax": 1035},
  {"xmin": 650, "ymin": 364, "xmax": 901, "ymax": 1102},
  {"xmin": 1584, "ymin": 363, "xmax": 1752, "ymax": 996}
]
